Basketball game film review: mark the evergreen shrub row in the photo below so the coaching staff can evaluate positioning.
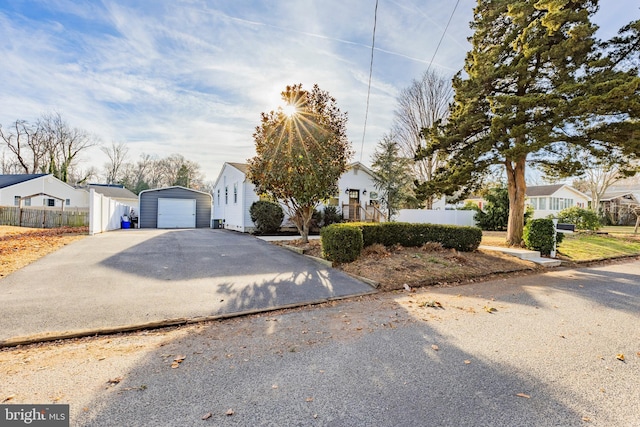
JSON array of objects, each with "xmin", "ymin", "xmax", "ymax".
[{"xmin": 321, "ymin": 222, "xmax": 482, "ymax": 263}]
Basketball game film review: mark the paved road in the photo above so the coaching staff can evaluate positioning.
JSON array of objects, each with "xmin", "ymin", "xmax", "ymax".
[
  {"xmin": 2, "ymin": 260, "xmax": 638, "ymax": 426},
  {"xmin": 0, "ymin": 229, "xmax": 374, "ymax": 345}
]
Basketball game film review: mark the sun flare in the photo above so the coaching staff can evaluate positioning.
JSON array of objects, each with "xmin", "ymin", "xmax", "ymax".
[{"xmin": 281, "ymin": 104, "xmax": 298, "ymax": 117}]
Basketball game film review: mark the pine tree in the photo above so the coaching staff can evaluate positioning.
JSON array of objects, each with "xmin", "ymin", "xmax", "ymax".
[
  {"xmin": 422, "ymin": 0, "xmax": 640, "ymax": 245},
  {"xmin": 371, "ymin": 135, "xmax": 413, "ymax": 221}
]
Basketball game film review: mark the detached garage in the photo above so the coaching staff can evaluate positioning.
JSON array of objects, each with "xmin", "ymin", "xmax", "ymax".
[{"xmin": 139, "ymin": 186, "xmax": 212, "ymax": 229}]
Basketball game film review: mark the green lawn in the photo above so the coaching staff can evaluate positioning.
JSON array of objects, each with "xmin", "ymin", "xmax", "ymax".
[
  {"xmin": 558, "ymin": 232, "xmax": 640, "ymax": 261},
  {"xmin": 599, "ymin": 225, "xmax": 639, "ymax": 236}
]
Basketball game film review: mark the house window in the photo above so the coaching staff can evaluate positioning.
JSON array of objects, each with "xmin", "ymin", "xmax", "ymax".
[
  {"xmin": 233, "ymin": 183, "xmax": 238, "ymax": 204},
  {"xmin": 47, "ymin": 198, "xmax": 55, "ymax": 207},
  {"xmin": 539, "ymin": 198, "xmax": 547, "ymax": 210},
  {"xmin": 529, "ymin": 198, "xmax": 538, "ymax": 210},
  {"xmin": 24, "ymin": 198, "xmax": 31, "ymax": 206},
  {"xmin": 14, "ymin": 196, "xmax": 20, "ymax": 206},
  {"xmin": 225, "ymin": 186, "xmax": 228, "ymax": 205},
  {"xmin": 65, "ymin": 199, "xmax": 70, "ymax": 206}
]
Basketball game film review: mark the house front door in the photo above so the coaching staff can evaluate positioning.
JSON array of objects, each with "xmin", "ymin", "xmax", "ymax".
[{"xmin": 348, "ymin": 189, "xmax": 360, "ymax": 221}]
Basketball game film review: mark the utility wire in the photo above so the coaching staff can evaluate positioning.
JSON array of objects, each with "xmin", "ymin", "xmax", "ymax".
[
  {"xmin": 425, "ymin": 0, "xmax": 460, "ymax": 74},
  {"xmin": 359, "ymin": 0, "xmax": 378, "ymax": 162}
]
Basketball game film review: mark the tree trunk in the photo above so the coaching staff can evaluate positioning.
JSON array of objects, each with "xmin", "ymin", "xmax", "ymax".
[
  {"xmin": 293, "ymin": 205, "xmax": 313, "ymax": 244},
  {"xmin": 505, "ymin": 157, "xmax": 527, "ymax": 246}
]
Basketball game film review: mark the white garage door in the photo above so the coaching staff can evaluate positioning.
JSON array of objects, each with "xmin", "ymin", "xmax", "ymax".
[{"xmin": 157, "ymin": 198, "xmax": 196, "ymax": 228}]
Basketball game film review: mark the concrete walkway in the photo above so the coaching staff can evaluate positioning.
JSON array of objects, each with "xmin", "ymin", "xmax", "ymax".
[
  {"xmin": 0, "ymin": 229, "xmax": 375, "ymax": 346},
  {"xmin": 479, "ymin": 245, "xmax": 562, "ymax": 267}
]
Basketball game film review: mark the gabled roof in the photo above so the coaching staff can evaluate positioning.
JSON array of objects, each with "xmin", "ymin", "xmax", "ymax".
[
  {"xmin": 347, "ymin": 161, "xmax": 377, "ymax": 179},
  {"xmin": 0, "ymin": 174, "xmax": 48, "ymax": 189},
  {"xmin": 600, "ymin": 191, "xmax": 639, "ymax": 203},
  {"xmin": 526, "ymin": 184, "xmax": 590, "ymax": 200},
  {"xmin": 525, "ymin": 184, "xmax": 564, "ymax": 197},
  {"xmin": 87, "ymin": 184, "xmax": 137, "ymax": 200},
  {"xmin": 228, "ymin": 162, "xmax": 248, "ymax": 174}
]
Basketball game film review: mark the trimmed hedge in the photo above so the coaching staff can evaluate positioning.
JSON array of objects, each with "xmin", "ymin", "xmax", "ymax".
[
  {"xmin": 353, "ymin": 222, "xmax": 482, "ymax": 251},
  {"xmin": 523, "ymin": 218, "xmax": 564, "ymax": 255},
  {"xmin": 321, "ymin": 222, "xmax": 482, "ymax": 263},
  {"xmin": 320, "ymin": 223, "xmax": 363, "ymax": 263}
]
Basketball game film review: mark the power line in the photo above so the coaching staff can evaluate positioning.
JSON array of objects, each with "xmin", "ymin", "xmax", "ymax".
[
  {"xmin": 359, "ymin": 0, "xmax": 378, "ymax": 162},
  {"xmin": 425, "ymin": 0, "xmax": 460, "ymax": 74}
]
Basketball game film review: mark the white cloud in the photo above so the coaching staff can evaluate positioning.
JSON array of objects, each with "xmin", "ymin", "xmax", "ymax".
[{"xmin": 0, "ymin": 0, "xmax": 637, "ymax": 181}]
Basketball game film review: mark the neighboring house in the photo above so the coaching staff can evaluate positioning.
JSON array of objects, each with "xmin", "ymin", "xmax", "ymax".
[
  {"xmin": 463, "ymin": 184, "xmax": 590, "ymax": 219},
  {"xmin": 212, "ymin": 161, "xmax": 382, "ymax": 233},
  {"xmin": 526, "ymin": 184, "xmax": 591, "ymax": 219},
  {"xmin": 0, "ymin": 174, "xmax": 87, "ymax": 209},
  {"xmin": 84, "ymin": 184, "xmax": 139, "ymax": 212},
  {"xmin": 600, "ymin": 191, "xmax": 639, "ymax": 225}
]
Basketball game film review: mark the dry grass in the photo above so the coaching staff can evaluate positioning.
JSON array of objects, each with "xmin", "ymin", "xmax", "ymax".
[
  {"xmin": 277, "ymin": 235, "xmax": 539, "ymax": 292},
  {"xmin": 0, "ymin": 226, "xmax": 88, "ymax": 279}
]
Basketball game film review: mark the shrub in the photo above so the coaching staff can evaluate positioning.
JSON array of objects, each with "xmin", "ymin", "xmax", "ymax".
[
  {"xmin": 320, "ymin": 224, "xmax": 363, "ymax": 263},
  {"xmin": 322, "ymin": 205, "xmax": 343, "ymax": 227},
  {"xmin": 249, "ymin": 201, "xmax": 284, "ymax": 234},
  {"xmin": 523, "ymin": 218, "xmax": 563, "ymax": 256},
  {"xmin": 556, "ymin": 207, "xmax": 600, "ymax": 231},
  {"xmin": 337, "ymin": 222, "xmax": 482, "ymax": 252}
]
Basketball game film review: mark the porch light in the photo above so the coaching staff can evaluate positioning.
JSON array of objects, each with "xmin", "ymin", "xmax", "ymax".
[
  {"xmin": 363, "ymin": 189, "xmax": 367, "ymax": 195},
  {"xmin": 345, "ymin": 188, "xmax": 350, "ymax": 194}
]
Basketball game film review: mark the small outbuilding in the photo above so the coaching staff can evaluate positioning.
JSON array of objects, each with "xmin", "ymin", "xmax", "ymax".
[{"xmin": 139, "ymin": 186, "xmax": 212, "ymax": 229}]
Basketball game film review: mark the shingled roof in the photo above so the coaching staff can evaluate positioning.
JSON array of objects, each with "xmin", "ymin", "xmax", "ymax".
[{"xmin": 0, "ymin": 174, "xmax": 48, "ymax": 189}]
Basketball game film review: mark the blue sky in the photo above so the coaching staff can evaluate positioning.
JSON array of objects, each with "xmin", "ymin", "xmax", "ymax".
[{"xmin": 0, "ymin": 0, "xmax": 638, "ymax": 182}]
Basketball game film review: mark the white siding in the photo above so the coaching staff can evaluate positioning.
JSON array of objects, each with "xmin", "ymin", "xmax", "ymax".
[
  {"xmin": 0, "ymin": 175, "xmax": 88, "ymax": 208},
  {"xmin": 213, "ymin": 164, "xmax": 258, "ymax": 232},
  {"xmin": 528, "ymin": 186, "xmax": 591, "ymax": 219}
]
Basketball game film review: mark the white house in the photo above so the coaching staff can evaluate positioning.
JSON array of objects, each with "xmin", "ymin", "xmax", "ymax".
[
  {"xmin": 526, "ymin": 184, "xmax": 590, "ymax": 219},
  {"xmin": 212, "ymin": 163, "xmax": 261, "ymax": 232},
  {"xmin": 0, "ymin": 174, "xmax": 87, "ymax": 209},
  {"xmin": 212, "ymin": 161, "xmax": 381, "ymax": 232}
]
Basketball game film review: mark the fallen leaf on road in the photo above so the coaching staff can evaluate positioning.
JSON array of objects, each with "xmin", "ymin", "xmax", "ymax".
[
  {"xmin": 171, "ymin": 355, "xmax": 186, "ymax": 368},
  {"xmin": 616, "ymin": 354, "xmax": 625, "ymax": 361},
  {"xmin": 464, "ymin": 360, "xmax": 471, "ymax": 364},
  {"xmin": 516, "ymin": 393, "xmax": 531, "ymax": 399},
  {"xmin": 636, "ymin": 351, "xmax": 640, "ymax": 358},
  {"xmin": 484, "ymin": 306, "xmax": 497, "ymax": 313},
  {"xmin": 272, "ymin": 385, "xmax": 278, "ymax": 389},
  {"xmin": 582, "ymin": 416, "xmax": 591, "ymax": 422},
  {"xmin": 201, "ymin": 413, "xmax": 212, "ymax": 420},
  {"xmin": 225, "ymin": 409, "xmax": 235, "ymax": 416},
  {"xmin": 431, "ymin": 344, "xmax": 439, "ymax": 351},
  {"xmin": 306, "ymin": 397, "xmax": 314, "ymax": 402},
  {"xmin": 403, "ymin": 284, "xmax": 412, "ymax": 292},
  {"xmin": 2, "ymin": 394, "xmax": 16, "ymax": 402},
  {"xmin": 107, "ymin": 377, "xmax": 122, "ymax": 385}
]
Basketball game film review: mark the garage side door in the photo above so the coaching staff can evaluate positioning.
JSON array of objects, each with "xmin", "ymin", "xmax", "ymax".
[{"xmin": 157, "ymin": 198, "xmax": 196, "ymax": 228}]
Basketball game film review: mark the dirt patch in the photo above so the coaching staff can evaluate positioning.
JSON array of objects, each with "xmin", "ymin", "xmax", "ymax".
[
  {"xmin": 273, "ymin": 238, "xmax": 539, "ymax": 292},
  {"xmin": 0, "ymin": 226, "xmax": 89, "ymax": 279}
]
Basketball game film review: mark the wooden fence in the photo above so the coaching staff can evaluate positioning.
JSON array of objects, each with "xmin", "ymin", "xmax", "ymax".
[{"xmin": 0, "ymin": 206, "xmax": 89, "ymax": 228}]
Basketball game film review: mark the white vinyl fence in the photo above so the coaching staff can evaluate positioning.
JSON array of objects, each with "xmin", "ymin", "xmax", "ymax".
[
  {"xmin": 396, "ymin": 209, "xmax": 476, "ymax": 227},
  {"xmin": 89, "ymin": 189, "xmax": 132, "ymax": 235}
]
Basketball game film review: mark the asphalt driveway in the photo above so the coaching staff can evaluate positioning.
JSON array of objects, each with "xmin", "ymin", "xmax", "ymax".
[{"xmin": 0, "ymin": 229, "xmax": 375, "ymax": 345}]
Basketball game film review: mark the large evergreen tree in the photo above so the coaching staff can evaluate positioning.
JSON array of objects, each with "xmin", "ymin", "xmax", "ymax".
[
  {"xmin": 420, "ymin": 1, "xmax": 640, "ymax": 245},
  {"xmin": 248, "ymin": 84, "xmax": 353, "ymax": 243}
]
